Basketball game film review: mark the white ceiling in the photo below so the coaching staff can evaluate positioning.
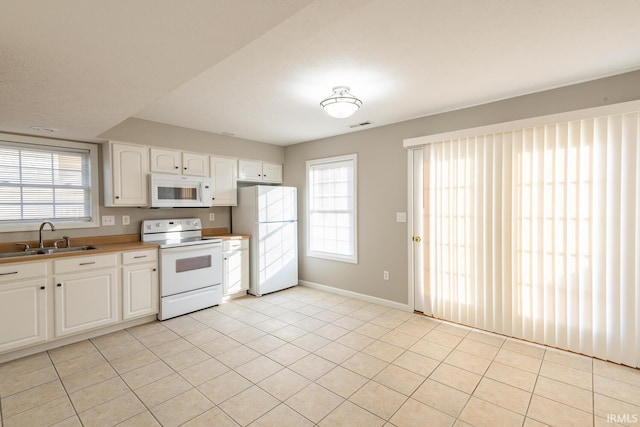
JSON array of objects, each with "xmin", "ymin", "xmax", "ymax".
[{"xmin": 2, "ymin": 1, "xmax": 640, "ymax": 146}]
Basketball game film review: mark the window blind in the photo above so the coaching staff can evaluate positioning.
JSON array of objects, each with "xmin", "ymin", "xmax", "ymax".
[
  {"xmin": 425, "ymin": 112, "xmax": 640, "ymax": 368},
  {"xmin": 307, "ymin": 154, "xmax": 357, "ymax": 263},
  {"xmin": 0, "ymin": 141, "xmax": 92, "ymax": 223}
]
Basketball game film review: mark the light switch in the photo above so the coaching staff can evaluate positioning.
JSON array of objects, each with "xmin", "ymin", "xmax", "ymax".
[
  {"xmin": 209, "ymin": 213, "xmax": 215, "ymax": 221},
  {"xmin": 122, "ymin": 215, "xmax": 130, "ymax": 225},
  {"xmin": 396, "ymin": 212, "xmax": 407, "ymax": 223}
]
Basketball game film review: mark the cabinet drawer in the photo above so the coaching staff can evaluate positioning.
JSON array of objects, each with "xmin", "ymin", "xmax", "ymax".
[
  {"xmin": 223, "ymin": 239, "xmax": 248, "ymax": 251},
  {"xmin": 122, "ymin": 249, "xmax": 157, "ymax": 265},
  {"xmin": 54, "ymin": 253, "xmax": 117, "ymax": 274},
  {"xmin": 0, "ymin": 261, "xmax": 47, "ymax": 282}
]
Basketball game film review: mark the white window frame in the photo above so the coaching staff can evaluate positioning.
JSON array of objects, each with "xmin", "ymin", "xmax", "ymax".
[
  {"xmin": 0, "ymin": 132, "xmax": 100, "ymax": 232},
  {"xmin": 306, "ymin": 153, "xmax": 358, "ymax": 264}
]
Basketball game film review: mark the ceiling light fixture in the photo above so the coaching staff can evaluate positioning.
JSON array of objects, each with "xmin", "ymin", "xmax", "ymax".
[{"xmin": 320, "ymin": 86, "xmax": 362, "ymax": 119}]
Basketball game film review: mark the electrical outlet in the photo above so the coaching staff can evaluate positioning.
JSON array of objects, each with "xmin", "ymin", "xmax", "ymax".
[
  {"xmin": 383, "ymin": 271, "xmax": 389, "ymax": 280},
  {"xmin": 102, "ymin": 215, "xmax": 115, "ymax": 226},
  {"xmin": 122, "ymin": 215, "xmax": 130, "ymax": 225},
  {"xmin": 209, "ymin": 213, "xmax": 215, "ymax": 221}
]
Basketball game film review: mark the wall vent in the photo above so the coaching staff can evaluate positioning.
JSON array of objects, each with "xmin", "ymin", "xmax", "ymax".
[{"xmin": 349, "ymin": 121, "xmax": 372, "ymax": 129}]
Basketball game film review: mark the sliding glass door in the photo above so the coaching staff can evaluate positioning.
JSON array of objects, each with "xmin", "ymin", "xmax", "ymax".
[{"xmin": 411, "ymin": 111, "xmax": 640, "ymax": 368}]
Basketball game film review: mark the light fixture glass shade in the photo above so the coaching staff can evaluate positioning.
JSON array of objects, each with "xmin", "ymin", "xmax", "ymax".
[{"xmin": 320, "ymin": 86, "xmax": 362, "ymax": 118}]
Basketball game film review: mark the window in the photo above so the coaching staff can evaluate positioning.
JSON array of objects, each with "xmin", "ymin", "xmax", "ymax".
[
  {"xmin": 0, "ymin": 133, "xmax": 100, "ymax": 231},
  {"xmin": 306, "ymin": 154, "xmax": 357, "ymax": 263}
]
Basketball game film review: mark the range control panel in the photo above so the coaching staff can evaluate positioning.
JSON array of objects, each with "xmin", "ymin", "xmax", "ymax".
[{"xmin": 141, "ymin": 218, "xmax": 202, "ymax": 234}]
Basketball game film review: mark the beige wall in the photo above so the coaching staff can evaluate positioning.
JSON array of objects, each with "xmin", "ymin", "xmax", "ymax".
[
  {"xmin": 4, "ymin": 71, "xmax": 640, "ymax": 305},
  {"xmin": 284, "ymin": 70, "xmax": 640, "ymax": 305},
  {"xmin": 0, "ymin": 118, "xmax": 284, "ymax": 244}
]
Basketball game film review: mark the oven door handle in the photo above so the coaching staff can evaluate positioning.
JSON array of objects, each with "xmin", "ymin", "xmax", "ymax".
[{"xmin": 160, "ymin": 243, "xmax": 221, "ymax": 253}]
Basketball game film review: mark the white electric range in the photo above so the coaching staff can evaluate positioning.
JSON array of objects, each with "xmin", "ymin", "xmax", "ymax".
[{"xmin": 141, "ymin": 218, "xmax": 222, "ymax": 320}]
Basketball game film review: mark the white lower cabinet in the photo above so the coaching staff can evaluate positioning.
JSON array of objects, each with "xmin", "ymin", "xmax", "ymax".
[
  {"xmin": 0, "ymin": 277, "xmax": 49, "ymax": 353},
  {"xmin": 222, "ymin": 239, "xmax": 249, "ymax": 296},
  {"xmin": 122, "ymin": 249, "xmax": 158, "ymax": 319},
  {"xmin": 54, "ymin": 266, "xmax": 118, "ymax": 337},
  {"xmin": 0, "ymin": 248, "xmax": 160, "ymax": 357}
]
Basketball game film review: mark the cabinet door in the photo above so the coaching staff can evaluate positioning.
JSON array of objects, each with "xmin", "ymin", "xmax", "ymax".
[
  {"xmin": 182, "ymin": 152, "xmax": 209, "ymax": 177},
  {"xmin": 0, "ymin": 279, "xmax": 48, "ymax": 352},
  {"xmin": 239, "ymin": 248, "xmax": 249, "ymax": 292},
  {"xmin": 150, "ymin": 148, "xmax": 181, "ymax": 174},
  {"xmin": 211, "ymin": 156, "xmax": 237, "ymax": 206},
  {"xmin": 223, "ymin": 251, "xmax": 243, "ymax": 295},
  {"xmin": 122, "ymin": 263, "xmax": 158, "ymax": 319},
  {"xmin": 262, "ymin": 163, "xmax": 283, "ymax": 183},
  {"xmin": 238, "ymin": 159, "xmax": 263, "ymax": 181},
  {"xmin": 54, "ymin": 269, "xmax": 118, "ymax": 337},
  {"xmin": 111, "ymin": 142, "xmax": 149, "ymax": 206}
]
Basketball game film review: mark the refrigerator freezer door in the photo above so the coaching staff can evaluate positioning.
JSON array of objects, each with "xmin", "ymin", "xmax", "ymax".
[
  {"xmin": 252, "ymin": 221, "xmax": 298, "ymax": 296},
  {"xmin": 257, "ymin": 186, "xmax": 297, "ymax": 223}
]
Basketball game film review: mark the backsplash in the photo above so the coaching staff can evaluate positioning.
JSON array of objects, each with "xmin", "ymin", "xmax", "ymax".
[{"xmin": 0, "ymin": 206, "xmax": 230, "ymax": 244}]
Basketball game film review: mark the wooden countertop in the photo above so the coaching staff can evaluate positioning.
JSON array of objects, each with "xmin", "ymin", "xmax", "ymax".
[
  {"xmin": 0, "ymin": 230, "xmax": 248, "ymax": 264},
  {"xmin": 0, "ymin": 237, "xmax": 159, "ymax": 265},
  {"xmin": 210, "ymin": 234, "xmax": 250, "ymax": 240}
]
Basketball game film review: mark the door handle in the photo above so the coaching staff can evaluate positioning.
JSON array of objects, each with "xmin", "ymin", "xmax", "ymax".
[{"xmin": 413, "ymin": 236, "xmax": 422, "ymax": 243}]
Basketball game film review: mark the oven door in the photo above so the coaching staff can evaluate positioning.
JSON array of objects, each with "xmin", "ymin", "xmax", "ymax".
[{"xmin": 159, "ymin": 242, "xmax": 222, "ymax": 297}]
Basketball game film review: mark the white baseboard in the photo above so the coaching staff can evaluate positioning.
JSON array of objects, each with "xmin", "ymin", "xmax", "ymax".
[{"xmin": 299, "ymin": 280, "xmax": 412, "ymax": 312}]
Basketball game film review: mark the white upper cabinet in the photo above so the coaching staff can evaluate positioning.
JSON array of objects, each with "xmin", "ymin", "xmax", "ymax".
[
  {"xmin": 150, "ymin": 147, "xmax": 181, "ymax": 174},
  {"xmin": 210, "ymin": 156, "xmax": 237, "ymax": 206},
  {"xmin": 182, "ymin": 152, "xmax": 209, "ymax": 177},
  {"xmin": 103, "ymin": 141, "xmax": 149, "ymax": 207},
  {"xmin": 262, "ymin": 162, "xmax": 283, "ymax": 183},
  {"xmin": 238, "ymin": 159, "xmax": 262, "ymax": 181},
  {"xmin": 150, "ymin": 148, "xmax": 209, "ymax": 177},
  {"xmin": 238, "ymin": 159, "xmax": 282, "ymax": 183}
]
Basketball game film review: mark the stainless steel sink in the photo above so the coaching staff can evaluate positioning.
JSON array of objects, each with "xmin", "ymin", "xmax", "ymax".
[
  {"xmin": 35, "ymin": 245, "xmax": 98, "ymax": 255},
  {"xmin": 0, "ymin": 245, "xmax": 98, "ymax": 259},
  {"xmin": 0, "ymin": 250, "xmax": 39, "ymax": 259}
]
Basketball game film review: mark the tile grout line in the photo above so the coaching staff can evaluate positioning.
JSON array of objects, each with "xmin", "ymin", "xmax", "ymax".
[
  {"xmin": 44, "ymin": 347, "xmax": 81, "ymax": 425},
  {"xmin": 521, "ymin": 344, "xmax": 546, "ymax": 425}
]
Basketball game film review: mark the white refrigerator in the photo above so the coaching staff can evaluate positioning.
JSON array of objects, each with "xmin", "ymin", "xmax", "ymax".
[{"xmin": 232, "ymin": 185, "xmax": 298, "ymax": 296}]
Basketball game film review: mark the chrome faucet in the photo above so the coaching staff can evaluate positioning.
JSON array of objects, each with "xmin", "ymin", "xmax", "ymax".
[{"xmin": 39, "ymin": 221, "xmax": 56, "ymax": 248}]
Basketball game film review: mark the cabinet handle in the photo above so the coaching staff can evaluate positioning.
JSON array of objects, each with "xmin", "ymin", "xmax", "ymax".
[
  {"xmin": 152, "ymin": 268, "xmax": 157, "ymax": 271},
  {"xmin": 79, "ymin": 261, "xmax": 96, "ymax": 266},
  {"xmin": 184, "ymin": 167, "xmax": 187, "ymax": 170},
  {"xmin": 258, "ymin": 174, "xmax": 261, "ymax": 176},
  {"xmin": 115, "ymin": 196, "xmax": 120, "ymax": 199},
  {"xmin": 133, "ymin": 255, "xmax": 147, "ymax": 259},
  {"xmin": 40, "ymin": 286, "xmax": 45, "ymax": 290},
  {"xmin": 212, "ymin": 197, "xmax": 215, "ymax": 200},
  {"xmin": 175, "ymin": 166, "xmax": 179, "ymax": 169},
  {"xmin": 0, "ymin": 271, "xmax": 18, "ymax": 276},
  {"xmin": 57, "ymin": 283, "xmax": 62, "ymax": 287}
]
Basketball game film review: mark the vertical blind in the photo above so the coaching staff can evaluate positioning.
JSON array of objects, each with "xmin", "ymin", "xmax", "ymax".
[
  {"xmin": 0, "ymin": 141, "xmax": 92, "ymax": 223},
  {"xmin": 425, "ymin": 112, "xmax": 640, "ymax": 367}
]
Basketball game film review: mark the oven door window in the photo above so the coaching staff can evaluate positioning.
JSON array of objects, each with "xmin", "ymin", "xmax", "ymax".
[
  {"xmin": 158, "ymin": 186, "xmax": 198, "ymax": 201},
  {"xmin": 176, "ymin": 255, "xmax": 211, "ymax": 272}
]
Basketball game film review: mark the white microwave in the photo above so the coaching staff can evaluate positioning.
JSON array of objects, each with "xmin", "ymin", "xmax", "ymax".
[{"xmin": 149, "ymin": 173, "xmax": 212, "ymax": 208}]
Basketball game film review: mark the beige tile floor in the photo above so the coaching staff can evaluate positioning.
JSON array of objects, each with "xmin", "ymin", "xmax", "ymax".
[{"xmin": 1, "ymin": 286, "xmax": 639, "ymax": 427}]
